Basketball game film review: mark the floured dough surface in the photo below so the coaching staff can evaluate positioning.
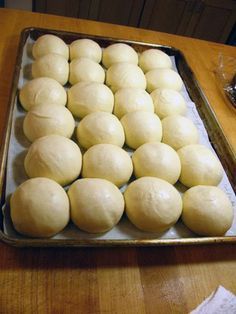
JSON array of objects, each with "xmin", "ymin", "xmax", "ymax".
[
  {"xmin": 102, "ymin": 43, "xmax": 138, "ymax": 68},
  {"xmin": 139, "ymin": 49, "xmax": 172, "ymax": 73},
  {"xmin": 70, "ymin": 38, "xmax": 102, "ymax": 62},
  {"xmin": 146, "ymin": 68, "xmax": 183, "ymax": 92}
]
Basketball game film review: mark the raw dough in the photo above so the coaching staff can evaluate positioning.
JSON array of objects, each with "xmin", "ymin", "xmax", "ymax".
[
  {"xmin": 77, "ymin": 112, "xmax": 125, "ymax": 149},
  {"xmin": 114, "ymin": 88, "xmax": 154, "ymax": 119},
  {"xmin": 10, "ymin": 177, "xmax": 69, "ymax": 237},
  {"xmin": 139, "ymin": 49, "xmax": 172, "ymax": 73},
  {"xmin": 32, "ymin": 53, "xmax": 69, "ymax": 85},
  {"xmin": 182, "ymin": 185, "xmax": 234, "ymax": 236},
  {"xmin": 70, "ymin": 38, "xmax": 102, "ymax": 62},
  {"xmin": 32, "ymin": 34, "xmax": 69, "ymax": 60},
  {"xmin": 24, "ymin": 135, "xmax": 82, "ymax": 186},
  {"xmin": 68, "ymin": 178, "xmax": 124, "ymax": 233},
  {"xmin": 177, "ymin": 144, "xmax": 224, "ymax": 187},
  {"xmin": 69, "ymin": 57, "xmax": 105, "ymax": 85},
  {"xmin": 121, "ymin": 111, "xmax": 162, "ymax": 149},
  {"xmin": 102, "ymin": 43, "xmax": 138, "ymax": 68},
  {"xmin": 151, "ymin": 88, "xmax": 187, "ymax": 119},
  {"xmin": 82, "ymin": 144, "xmax": 133, "ymax": 187},
  {"xmin": 19, "ymin": 77, "xmax": 67, "ymax": 111},
  {"xmin": 124, "ymin": 177, "xmax": 182, "ymax": 233},
  {"xmin": 67, "ymin": 82, "xmax": 114, "ymax": 118},
  {"xmin": 23, "ymin": 103, "xmax": 75, "ymax": 142},
  {"xmin": 146, "ymin": 68, "xmax": 183, "ymax": 93},
  {"xmin": 161, "ymin": 115, "xmax": 199, "ymax": 150},
  {"xmin": 106, "ymin": 63, "xmax": 146, "ymax": 92},
  {"xmin": 132, "ymin": 142, "xmax": 181, "ymax": 184}
]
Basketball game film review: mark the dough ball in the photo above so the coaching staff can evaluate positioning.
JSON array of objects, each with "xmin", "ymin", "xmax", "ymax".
[
  {"xmin": 139, "ymin": 49, "xmax": 172, "ymax": 73},
  {"xmin": 146, "ymin": 68, "xmax": 183, "ymax": 93},
  {"xmin": 182, "ymin": 186, "xmax": 233, "ymax": 236},
  {"xmin": 19, "ymin": 77, "xmax": 67, "ymax": 111},
  {"xmin": 32, "ymin": 53, "xmax": 69, "ymax": 85},
  {"xmin": 121, "ymin": 111, "xmax": 162, "ymax": 149},
  {"xmin": 82, "ymin": 144, "xmax": 133, "ymax": 187},
  {"xmin": 69, "ymin": 57, "xmax": 105, "ymax": 85},
  {"xmin": 10, "ymin": 178, "xmax": 69, "ymax": 237},
  {"xmin": 70, "ymin": 38, "xmax": 102, "ymax": 62},
  {"xmin": 177, "ymin": 144, "xmax": 224, "ymax": 187},
  {"xmin": 124, "ymin": 177, "xmax": 182, "ymax": 233},
  {"xmin": 132, "ymin": 142, "xmax": 181, "ymax": 184},
  {"xmin": 162, "ymin": 115, "xmax": 199, "ymax": 150},
  {"xmin": 114, "ymin": 88, "xmax": 154, "ymax": 119},
  {"xmin": 24, "ymin": 135, "xmax": 82, "ymax": 186},
  {"xmin": 68, "ymin": 178, "xmax": 124, "ymax": 233},
  {"xmin": 106, "ymin": 63, "xmax": 146, "ymax": 92},
  {"xmin": 151, "ymin": 88, "xmax": 187, "ymax": 119},
  {"xmin": 102, "ymin": 43, "xmax": 138, "ymax": 68},
  {"xmin": 77, "ymin": 112, "xmax": 125, "ymax": 149},
  {"xmin": 32, "ymin": 34, "xmax": 69, "ymax": 60},
  {"xmin": 23, "ymin": 104, "xmax": 75, "ymax": 142},
  {"xmin": 67, "ymin": 82, "xmax": 114, "ymax": 118}
]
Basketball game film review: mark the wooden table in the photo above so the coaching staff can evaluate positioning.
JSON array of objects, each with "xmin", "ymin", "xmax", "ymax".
[{"xmin": 0, "ymin": 8, "xmax": 235, "ymax": 314}]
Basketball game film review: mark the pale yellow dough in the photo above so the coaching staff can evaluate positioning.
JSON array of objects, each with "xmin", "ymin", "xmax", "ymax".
[
  {"xmin": 102, "ymin": 43, "xmax": 138, "ymax": 68},
  {"xmin": 182, "ymin": 185, "xmax": 233, "ymax": 236},
  {"xmin": 19, "ymin": 77, "xmax": 67, "ymax": 111},
  {"xmin": 67, "ymin": 82, "xmax": 114, "ymax": 118},
  {"xmin": 177, "ymin": 144, "xmax": 224, "ymax": 187},
  {"xmin": 77, "ymin": 112, "xmax": 125, "ymax": 149},
  {"xmin": 124, "ymin": 177, "xmax": 182, "ymax": 233},
  {"xmin": 23, "ymin": 104, "xmax": 75, "ymax": 142},
  {"xmin": 132, "ymin": 142, "xmax": 181, "ymax": 184},
  {"xmin": 32, "ymin": 34, "xmax": 69, "ymax": 60},
  {"xmin": 151, "ymin": 88, "xmax": 187, "ymax": 119},
  {"xmin": 82, "ymin": 144, "xmax": 133, "ymax": 187},
  {"xmin": 146, "ymin": 68, "xmax": 183, "ymax": 92},
  {"xmin": 10, "ymin": 178, "xmax": 69, "ymax": 237},
  {"xmin": 32, "ymin": 53, "xmax": 69, "ymax": 85},
  {"xmin": 139, "ymin": 49, "xmax": 172, "ymax": 73},
  {"xmin": 70, "ymin": 38, "xmax": 102, "ymax": 62},
  {"xmin": 162, "ymin": 115, "xmax": 199, "ymax": 150},
  {"xmin": 69, "ymin": 57, "xmax": 105, "ymax": 85},
  {"xmin": 114, "ymin": 88, "xmax": 154, "ymax": 119},
  {"xmin": 121, "ymin": 111, "xmax": 162, "ymax": 149},
  {"xmin": 68, "ymin": 178, "xmax": 125, "ymax": 233},
  {"xmin": 24, "ymin": 135, "xmax": 82, "ymax": 186}
]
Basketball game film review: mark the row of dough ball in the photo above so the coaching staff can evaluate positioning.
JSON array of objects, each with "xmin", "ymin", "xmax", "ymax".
[{"xmin": 10, "ymin": 176, "xmax": 233, "ymax": 238}]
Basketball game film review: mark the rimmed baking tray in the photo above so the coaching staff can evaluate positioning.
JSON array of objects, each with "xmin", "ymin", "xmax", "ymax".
[{"xmin": 0, "ymin": 27, "xmax": 235, "ymax": 247}]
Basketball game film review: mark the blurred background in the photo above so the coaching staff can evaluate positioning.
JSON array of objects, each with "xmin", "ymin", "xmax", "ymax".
[{"xmin": 1, "ymin": 0, "xmax": 236, "ymax": 45}]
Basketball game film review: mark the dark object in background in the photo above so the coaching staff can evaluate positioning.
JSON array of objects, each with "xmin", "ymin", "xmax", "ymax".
[
  {"xmin": 225, "ymin": 74, "xmax": 236, "ymax": 107},
  {"xmin": 0, "ymin": 0, "xmax": 4, "ymax": 8}
]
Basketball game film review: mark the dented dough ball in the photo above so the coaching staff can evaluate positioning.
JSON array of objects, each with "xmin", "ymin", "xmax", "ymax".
[
  {"xmin": 32, "ymin": 53, "xmax": 69, "ymax": 85},
  {"xmin": 106, "ymin": 63, "xmax": 146, "ymax": 92},
  {"xmin": 121, "ymin": 111, "xmax": 162, "ymax": 149},
  {"xmin": 23, "ymin": 104, "xmax": 75, "ymax": 142},
  {"xmin": 19, "ymin": 77, "xmax": 67, "ymax": 111},
  {"xmin": 132, "ymin": 142, "xmax": 181, "ymax": 184},
  {"xmin": 177, "ymin": 144, "xmax": 224, "ymax": 187},
  {"xmin": 69, "ymin": 57, "xmax": 105, "ymax": 85},
  {"xmin": 182, "ymin": 186, "xmax": 234, "ymax": 236},
  {"xmin": 151, "ymin": 88, "xmax": 187, "ymax": 119},
  {"xmin": 10, "ymin": 178, "xmax": 69, "ymax": 237},
  {"xmin": 70, "ymin": 38, "xmax": 102, "ymax": 62},
  {"xmin": 67, "ymin": 82, "xmax": 114, "ymax": 118},
  {"xmin": 162, "ymin": 115, "xmax": 199, "ymax": 150},
  {"xmin": 146, "ymin": 68, "xmax": 183, "ymax": 92},
  {"xmin": 24, "ymin": 135, "xmax": 82, "ymax": 186},
  {"xmin": 32, "ymin": 34, "xmax": 69, "ymax": 60},
  {"xmin": 139, "ymin": 49, "xmax": 172, "ymax": 73},
  {"xmin": 124, "ymin": 177, "xmax": 182, "ymax": 233},
  {"xmin": 77, "ymin": 112, "xmax": 125, "ymax": 149},
  {"xmin": 114, "ymin": 88, "xmax": 154, "ymax": 119},
  {"xmin": 68, "ymin": 178, "xmax": 124, "ymax": 233},
  {"xmin": 82, "ymin": 144, "xmax": 133, "ymax": 187},
  {"xmin": 102, "ymin": 43, "xmax": 138, "ymax": 68}
]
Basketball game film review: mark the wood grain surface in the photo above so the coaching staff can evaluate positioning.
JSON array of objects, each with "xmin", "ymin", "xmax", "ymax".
[{"xmin": 0, "ymin": 8, "xmax": 235, "ymax": 314}]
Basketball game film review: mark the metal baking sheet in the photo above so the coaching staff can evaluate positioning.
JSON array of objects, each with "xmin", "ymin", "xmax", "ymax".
[{"xmin": 0, "ymin": 27, "xmax": 235, "ymax": 247}]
